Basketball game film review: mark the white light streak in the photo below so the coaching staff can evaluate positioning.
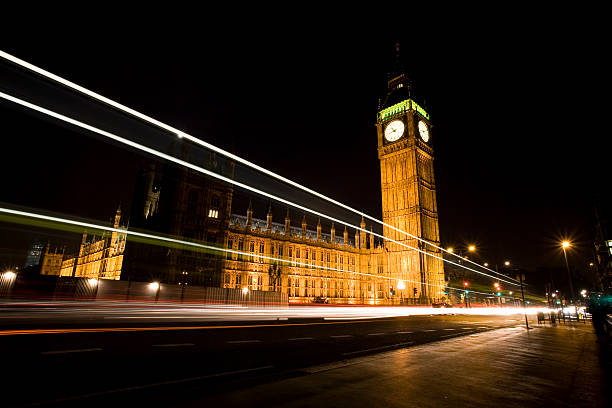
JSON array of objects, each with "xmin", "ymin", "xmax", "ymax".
[
  {"xmin": 0, "ymin": 206, "xmax": 513, "ymax": 298},
  {"xmin": 0, "ymin": 91, "xmax": 520, "ymax": 288},
  {"xmin": 0, "ymin": 50, "xmax": 517, "ymax": 284}
]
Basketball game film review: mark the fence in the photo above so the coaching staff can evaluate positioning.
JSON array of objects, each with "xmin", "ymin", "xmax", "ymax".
[{"xmin": 2, "ymin": 275, "xmax": 288, "ymax": 307}]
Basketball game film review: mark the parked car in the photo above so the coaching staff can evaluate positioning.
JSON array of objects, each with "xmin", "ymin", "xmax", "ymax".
[{"xmin": 432, "ymin": 302, "xmax": 453, "ymax": 308}]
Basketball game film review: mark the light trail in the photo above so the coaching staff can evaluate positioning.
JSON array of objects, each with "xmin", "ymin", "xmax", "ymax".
[
  {"xmin": 0, "ymin": 206, "xmax": 521, "ymax": 298},
  {"xmin": 0, "ymin": 49, "xmax": 518, "ymax": 284},
  {"xmin": 0, "ymin": 306, "xmax": 550, "ymax": 336},
  {"xmin": 0, "ymin": 91, "xmax": 521, "ymax": 288}
]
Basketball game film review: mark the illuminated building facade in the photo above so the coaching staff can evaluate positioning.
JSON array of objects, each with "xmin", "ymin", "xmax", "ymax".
[
  {"xmin": 40, "ymin": 243, "xmax": 64, "ymax": 276},
  {"xmin": 375, "ymin": 62, "xmax": 445, "ymax": 302},
  {"xmin": 60, "ymin": 207, "xmax": 126, "ymax": 280},
  {"xmin": 125, "ymin": 54, "xmax": 445, "ymax": 303},
  {"xmin": 222, "ymin": 208, "xmax": 388, "ymax": 304}
]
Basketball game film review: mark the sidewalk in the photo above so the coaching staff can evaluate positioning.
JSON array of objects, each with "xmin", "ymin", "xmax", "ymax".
[{"xmin": 183, "ymin": 322, "xmax": 610, "ymax": 408}]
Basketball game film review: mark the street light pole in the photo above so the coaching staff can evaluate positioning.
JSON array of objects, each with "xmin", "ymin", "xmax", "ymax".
[
  {"xmin": 561, "ymin": 241, "xmax": 578, "ymax": 321},
  {"xmin": 518, "ymin": 271, "xmax": 529, "ymax": 330}
]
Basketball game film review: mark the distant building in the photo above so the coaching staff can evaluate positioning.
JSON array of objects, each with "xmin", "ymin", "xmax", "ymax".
[
  {"xmin": 40, "ymin": 243, "xmax": 64, "ymax": 276},
  {"xmin": 24, "ymin": 240, "xmax": 45, "ymax": 268},
  {"xmin": 593, "ymin": 196, "xmax": 612, "ymax": 289},
  {"xmin": 60, "ymin": 207, "xmax": 127, "ymax": 280}
]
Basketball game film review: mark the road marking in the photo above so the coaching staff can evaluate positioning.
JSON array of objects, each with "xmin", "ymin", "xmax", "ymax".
[
  {"xmin": 226, "ymin": 340, "xmax": 261, "ymax": 344},
  {"xmin": 478, "ymin": 327, "xmax": 489, "ymax": 329},
  {"xmin": 367, "ymin": 332, "xmax": 386, "ymax": 336},
  {"xmin": 461, "ymin": 327, "xmax": 472, "ymax": 330},
  {"xmin": 423, "ymin": 329, "xmax": 436, "ymax": 332},
  {"xmin": 396, "ymin": 331, "xmax": 413, "ymax": 334},
  {"xmin": 442, "ymin": 328, "xmax": 456, "ymax": 331},
  {"xmin": 288, "ymin": 337, "xmax": 314, "ymax": 341},
  {"xmin": 36, "ymin": 365, "xmax": 274, "ymax": 405},
  {"xmin": 152, "ymin": 343, "xmax": 195, "ymax": 347},
  {"xmin": 330, "ymin": 335, "xmax": 353, "ymax": 338},
  {"xmin": 439, "ymin": 333, "xmax": 464, "ymax": 339},
  {"xmin": 342, "ymin": 341, "xmax": 414, "ymax": 356},
  {"xmin": 41, "ymin": 347, "xmax": 103, "ymax": 355}
]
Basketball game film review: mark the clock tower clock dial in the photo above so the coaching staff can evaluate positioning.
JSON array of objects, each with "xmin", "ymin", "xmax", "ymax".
[
  {"xmin": 384, "ymin": 120, "xmax": 405, "ymax": 142},
  {"xmin": 375, "ymin": 57, "xmax": 444, "ymax": 304},
  {"xmin": 418, "ymin": 120, "xmax": 430, "ymax": 142}
]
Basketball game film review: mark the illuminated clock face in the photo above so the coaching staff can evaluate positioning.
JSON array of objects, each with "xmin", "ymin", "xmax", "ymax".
[
  {"xmin": 418, "ymin": 120, "xmax": 430, "ymax": 142},
  {"xmin": 384, "ymin": 120, "xmax": 405, "ymax": 142}
]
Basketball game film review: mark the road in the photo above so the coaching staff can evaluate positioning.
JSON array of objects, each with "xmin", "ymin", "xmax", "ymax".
[{"xmin": 0, "ymin": 301, "xmax": 537, "ymax": 407}]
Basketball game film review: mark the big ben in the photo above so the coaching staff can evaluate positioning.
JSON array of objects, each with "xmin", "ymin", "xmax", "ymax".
[{"xmin": 376, "ymin": 52, "xmax": 445, "ymax": 303}]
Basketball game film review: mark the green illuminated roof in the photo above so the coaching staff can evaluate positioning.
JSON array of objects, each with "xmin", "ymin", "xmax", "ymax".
[{"xmin": 377, "ymin": 99, "xmax": 429, "ymax": 122}]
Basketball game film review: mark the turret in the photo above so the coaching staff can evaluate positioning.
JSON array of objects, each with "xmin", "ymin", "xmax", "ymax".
[
  {"xmin": 316, "ymin": 218, "xmax": 322, "ymax": 242},
  {"xmin": 343, "ymin": 226, "xmax": 348, "ymax": 247},
  {"xmin": 285, "ymin": 209, "xmax": 291, "ymax": 236},
  {"xmin": 330, "ymin": 223, "xmax": 335, "ymax": 244},
  {"xmin": 360, "ymin": 216, "xmax": 366, "ymax": 249},
  {"xmin": 246, "ymin": 201, "xmax": 253, "ymax": 230},
  {"xmin": 266, "ymin": 204, "xmax": 273, "ymax": 233},
  {"xmin": 301, "ymin": 214, "xmax": 307, "ymax": 238}
]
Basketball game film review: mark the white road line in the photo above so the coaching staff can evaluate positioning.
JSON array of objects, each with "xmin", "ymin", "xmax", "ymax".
[
  {"xmin": 226, "ymin": 340, "xmax": 261, "ymax": 344},
  {"xmin": 367, "ymin": 333, "xmax": 386, "ymax": 336},
  {"xmin": 152, "ymin": 343, "xmax": 195, "ymax": 347},
  {"xmin": 442, "ymin": 328, "xmax": 456, "ymax": 331},
  {"xmin": 439, "ymin": 333, "xmax": 463, "ymax": 339},
  {"xmin": 36, "ymin": 365, "xmax": 274, "ymax": 404},
  {"xmin": 423, "ymin": 329, "xmax": 436, "ymax": 332},
  {"xmin": 396, "ymin": 331, "xmax": 413, "ymax": 334},
  {"xmin": 288, "ymin": 337, "xmax": 314, "ymax": 341},
  {"xmin": 330, "ymin": 335, "xmax": 353, "ymax": 338},
  {"xmin": 461, "ymin": 327, "xmax": 473, "ymax": 330},
  {"xmin": 41, "ymin": 348, "xmax": 103, "ymax": 355},
  {"xmin": 342, "ymin": 341, "xmax": 414, "ymax": 356},
  {"xmin": 478, "ymin": 327, "xmax": 489, "ymax": 329}
]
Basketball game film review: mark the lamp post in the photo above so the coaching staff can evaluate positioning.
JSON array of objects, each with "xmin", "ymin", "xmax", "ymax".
[
  {"xmin": 504, "ymin": 260, "xmax": 529, "ymax": 329},
  {"xmin": 561, "ymin": 241, "xmax": 578, "ymax": 321}
]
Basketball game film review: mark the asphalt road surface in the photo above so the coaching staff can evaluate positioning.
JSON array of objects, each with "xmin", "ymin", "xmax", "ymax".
[{"xmin": 0, "ymin": 301, "xmax": 536, "ymax": 407}]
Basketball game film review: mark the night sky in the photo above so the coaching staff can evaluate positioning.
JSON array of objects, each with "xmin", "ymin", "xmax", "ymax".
[{"xmin": 1, "ymin": 17, "xmax": 608, "ymax": 279}]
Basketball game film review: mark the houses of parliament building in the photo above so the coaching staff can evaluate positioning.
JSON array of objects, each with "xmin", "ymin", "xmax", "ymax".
[{"xmin": 121, "ymin": 58, "xmax": 446, "ymax": 305}]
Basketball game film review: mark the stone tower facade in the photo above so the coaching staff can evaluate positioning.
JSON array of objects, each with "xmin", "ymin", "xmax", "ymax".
[{"xmin": 375, "ymin": 61, "xmax": 445, "ymax": 302}]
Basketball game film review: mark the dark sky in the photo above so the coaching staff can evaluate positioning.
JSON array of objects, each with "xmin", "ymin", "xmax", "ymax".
[{"xmin": 0, "ymin": 16, "xmax": 609, "ymax": 274}]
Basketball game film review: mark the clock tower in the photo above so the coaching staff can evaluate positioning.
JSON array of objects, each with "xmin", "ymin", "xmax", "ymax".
[{"xmin": 376, "ymin": 51, "xmax": 444, "ymax": 303}]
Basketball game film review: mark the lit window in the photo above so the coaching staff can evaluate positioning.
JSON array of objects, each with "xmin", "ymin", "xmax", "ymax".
[{"xmin": 208, "ymin": 209, "xmax": 219, "ymax": 218}]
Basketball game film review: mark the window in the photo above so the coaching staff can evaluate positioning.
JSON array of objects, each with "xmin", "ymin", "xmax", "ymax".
[
  {"xmin": 187, "ymin": 190, "xmax": 198, "ymax": 213},
  {"xmin": 208, "ymin": 209, "xmax": 219, "ymax": 218},
  {"xmin": 210, "ymin": 195, "xmax": 220, "ymax": 209},
  {"xmin": 296, "ymin": 248, "xmax": 300, "ymax": 258},
  {"xmin": 227, "ymin": 239, "xmax": 233, "ymax": 260}
]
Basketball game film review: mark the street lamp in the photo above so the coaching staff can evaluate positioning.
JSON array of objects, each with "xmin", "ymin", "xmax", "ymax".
[
  {"xmin": 468, "ymin": 245, "xmax": 476, "ymax": 252},
  {"xmin": 561, "ymin": 241, "xmax": 578, "ymax": 320}
]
